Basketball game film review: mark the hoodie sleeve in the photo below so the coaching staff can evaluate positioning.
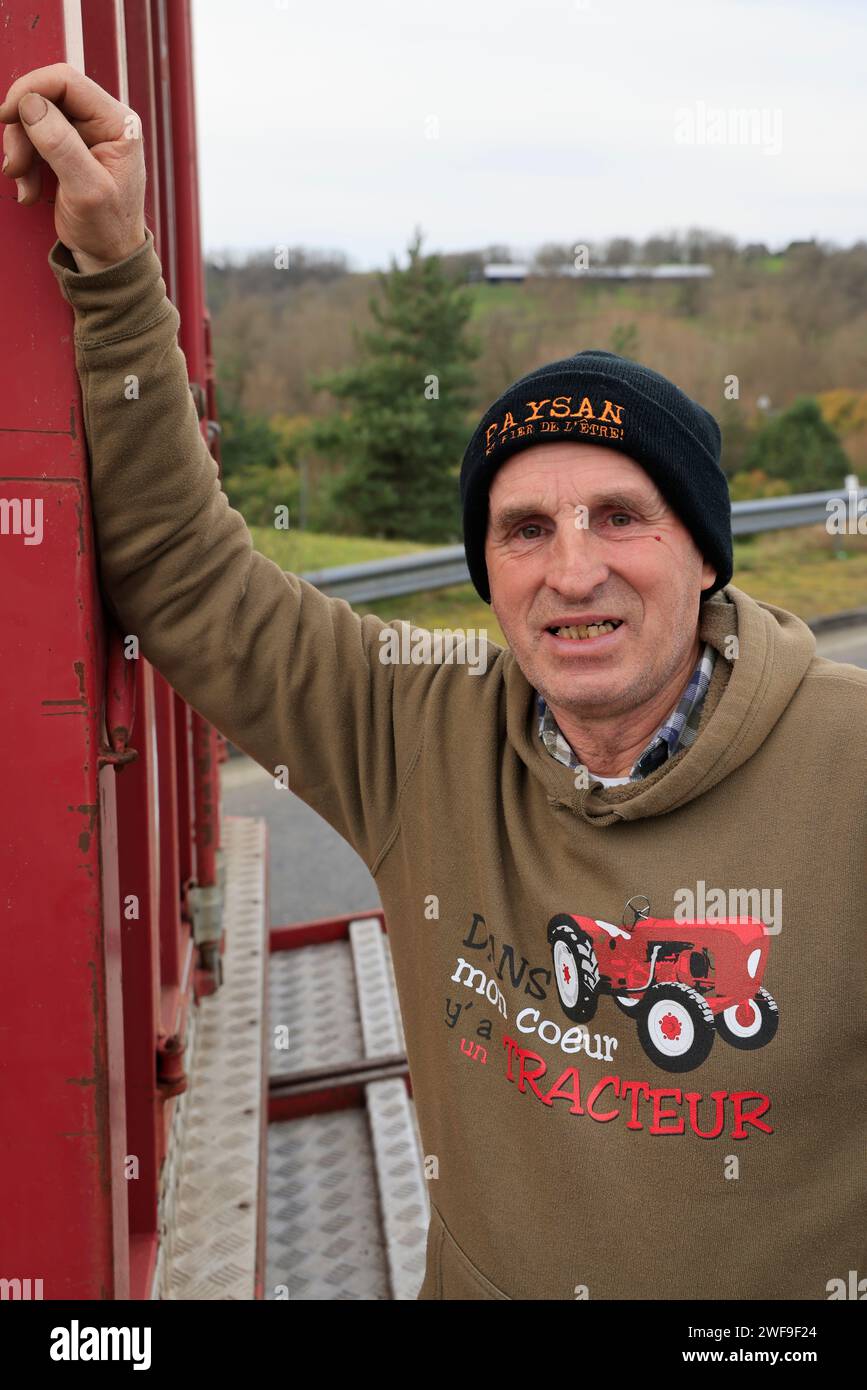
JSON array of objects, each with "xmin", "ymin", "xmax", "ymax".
[{"xmin": 46, "ymin": 227, "xmax": 421, "ymax": 873}]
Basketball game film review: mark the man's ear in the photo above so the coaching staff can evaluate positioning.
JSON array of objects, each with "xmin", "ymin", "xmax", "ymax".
[{"xmin": 700, "ymin": 558, "xmax": 717, "ymax": 593}]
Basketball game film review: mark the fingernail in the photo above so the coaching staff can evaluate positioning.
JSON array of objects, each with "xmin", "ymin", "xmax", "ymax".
[
  {"xmin": 19, "ymin": 92, "xmax": 47, "ymax": 125},
  {"xmin": 1, "ymin": 154, "xmax": 8, "ymax": 175},
  {"xmin": 16, "ymin": 178, "xmax": 26, "ymax": 202}
]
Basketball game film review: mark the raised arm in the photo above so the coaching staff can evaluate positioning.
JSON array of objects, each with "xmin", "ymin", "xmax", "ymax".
[{"xmin": 1, "ymin": 63, "xmax": 420, "ymax": 872}]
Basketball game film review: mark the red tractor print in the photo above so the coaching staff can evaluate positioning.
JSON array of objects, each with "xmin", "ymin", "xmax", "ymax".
[{"xmin": 547, "ymin": 895, "xmax": 779, "ymax": 1073}]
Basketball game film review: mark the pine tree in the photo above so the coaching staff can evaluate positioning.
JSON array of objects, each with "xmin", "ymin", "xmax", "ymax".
[
  {"xmin": 745, "ymin": 396, "xmax": 850, "ymax": 493},
  {"xmin": 309, "ymin": 230, "xmax": 479, "ymax": 541}
]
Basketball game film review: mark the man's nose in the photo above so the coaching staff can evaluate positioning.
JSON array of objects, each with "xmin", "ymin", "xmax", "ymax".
[{"xmin": 543, "ymin": 520, "xmax": 611, "ymax": 594}]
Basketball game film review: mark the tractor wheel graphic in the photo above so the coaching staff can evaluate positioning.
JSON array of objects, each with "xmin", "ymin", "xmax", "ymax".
[
  {"xmin": 548, "ymin": 916, "xmax": 600, "ymax": 1023},
  {"xmin": 637, "ymin": 982, "xmax": 716, "ymax": 1073},
  {"xmin": 715, "ymin": 987, "xmax": 779, "ymax": 1050}
]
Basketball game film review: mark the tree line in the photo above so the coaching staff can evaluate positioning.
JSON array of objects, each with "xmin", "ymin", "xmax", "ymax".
[{"xmin": 209, "ymin": 229, "xmax": 867, "ymax": 540}]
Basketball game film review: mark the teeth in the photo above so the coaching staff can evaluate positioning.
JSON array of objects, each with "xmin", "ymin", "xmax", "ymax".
[{"xmin": 554, "ymin": 621, "xmax": 620, "ymax": 640}]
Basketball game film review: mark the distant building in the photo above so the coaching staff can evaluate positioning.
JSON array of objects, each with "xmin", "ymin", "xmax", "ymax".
[
  {"xmin": 480, "ymin": 261, "xmax": 713, "ymax": 285},
  {"xmin": 483, "ymin": 263, "xmax": 530, "ymax": 284},
  {"xmin": 554, "ymin": 262, "xmax": 714, "ymax": 280}
]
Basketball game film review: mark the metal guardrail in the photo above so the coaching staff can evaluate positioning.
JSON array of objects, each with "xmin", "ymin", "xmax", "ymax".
[
  {"xmin": 302, "ymin": 546, "xmax": 471, "ymax": 604},
  {"xmin": 301, "ymin": 487, "xmax": 867, "ymax": 604}
]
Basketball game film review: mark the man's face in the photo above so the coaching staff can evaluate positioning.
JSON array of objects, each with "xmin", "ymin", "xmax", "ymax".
[{"xmin": 484, "ymin": 443, "xmax": 718, "ymax": 718}]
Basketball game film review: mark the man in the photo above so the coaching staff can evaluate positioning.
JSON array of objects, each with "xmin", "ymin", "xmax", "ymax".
[{"xmin": 3, "ymin": 66, "xmax": 865, "ymax": 1302}]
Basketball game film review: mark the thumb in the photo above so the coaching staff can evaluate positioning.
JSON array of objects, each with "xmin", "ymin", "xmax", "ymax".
[{"xmin": 18, "ymin": 89, "xmax": 107, "ymax": 202}]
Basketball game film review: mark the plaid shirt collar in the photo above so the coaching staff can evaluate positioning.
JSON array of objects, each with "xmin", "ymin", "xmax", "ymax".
[{"xmin": 536, "ymin": 641, "xmax": 717, "ymax": 782}]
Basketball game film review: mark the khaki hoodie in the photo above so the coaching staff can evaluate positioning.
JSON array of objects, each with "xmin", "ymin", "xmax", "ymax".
[{"xmin": 48, "ymin": 229, "xmax": 867, "ymax": 1301}]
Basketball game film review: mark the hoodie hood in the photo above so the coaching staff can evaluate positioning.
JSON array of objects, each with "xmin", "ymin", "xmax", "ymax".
[{"xmin": 502, "ymin": 583, "xmax": 818, "ymax": 827}]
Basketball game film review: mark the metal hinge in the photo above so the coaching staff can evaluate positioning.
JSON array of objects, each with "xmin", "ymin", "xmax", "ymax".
[{"xmin": 189, "ymin": 882, "xmax": 225, "ymax": 989}]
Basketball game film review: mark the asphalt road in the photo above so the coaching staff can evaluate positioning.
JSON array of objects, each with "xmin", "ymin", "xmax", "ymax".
[{"xmin": 221, "ymin": 623, "xmax": 867, "ymax": 928}]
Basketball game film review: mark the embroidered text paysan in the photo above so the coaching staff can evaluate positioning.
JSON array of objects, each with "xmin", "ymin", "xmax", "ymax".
[{"xmin": 485, "ymin": 396, "xmax": 627, "ymax": 455}]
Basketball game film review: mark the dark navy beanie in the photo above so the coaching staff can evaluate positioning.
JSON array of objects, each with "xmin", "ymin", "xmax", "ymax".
[{"xmin": 459, "ymin": 349, "xmax": 732, "ymax": 605}]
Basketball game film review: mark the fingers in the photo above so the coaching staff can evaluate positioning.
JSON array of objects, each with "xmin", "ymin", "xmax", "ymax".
[
  {"xmin": 6, "ymin": 90, "xmax": 111, "ymax": 207},
  {"xmin": 2, "ymin": 117, "xmax": 37, "ymax": 178},
  {"xmin": 2, "ymin": 117, "xmax": 43, "ymax": 204},
  {"xmin": 12, "ymin": 164, "xmax": 41, "ymax": 204},
  {"xmin": 0, "ymin": 61, "xmax": 128, "ymax": 146}
]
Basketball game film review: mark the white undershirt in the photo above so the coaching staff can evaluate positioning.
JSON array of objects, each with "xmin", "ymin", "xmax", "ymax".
[{"xmin": 588, "ymin": 772, "xmax": 632, "ymax": 787}]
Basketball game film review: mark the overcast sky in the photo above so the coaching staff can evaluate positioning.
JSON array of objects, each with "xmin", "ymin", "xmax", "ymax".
[{"xmin": 190, "ymin": 0, "xmax": 866, "ymax": 270}]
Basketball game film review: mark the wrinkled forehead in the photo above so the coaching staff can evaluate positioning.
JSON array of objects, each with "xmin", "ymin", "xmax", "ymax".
[{"xmin": 486, "ymin": 442, "xmax": 666, "ymax": 519}]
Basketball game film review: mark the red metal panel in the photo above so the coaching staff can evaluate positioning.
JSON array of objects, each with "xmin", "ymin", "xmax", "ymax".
[
  {"xmin": 0, "ymin": 0, "xmax": 129, "ymax": 1278},
  {"xmin": 115, "ymin": 661, "xmax": 161, "ymax": 1287},
  {"xmin": 172, "ymin": 689, "xmax": 196, "ymax": 922},
  {"xmin": 165, "ymin": 0, "xmax": 221, "ymax": 893},
  {"xmin": 81, "ymin": 0, "xmax": 129, "ymax": 106},
  {"xmin": 155, "ymin": 678, "xmax": 185, "ymax": 1035},
  {"xmin": 123, "ymin": 0, "xmax": 162, "ymax": 245},
  {"xmin": 75, "ymin": 0, "xmax": 174, "ymax": 1297},
  {"xmin": 148, "ymin": 0, "xmax": 178, "ymax": 297},
  {"xmin": 144, "ymin": 0, "xmax": 199, "ymax": 915},
  {"xmin": 1, "ymin": 0, "xmax": 223, "ymax": 1299}
]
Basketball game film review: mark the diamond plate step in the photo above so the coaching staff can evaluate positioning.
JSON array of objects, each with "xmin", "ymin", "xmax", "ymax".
[
  {"xmin": 266, "ymin": 917, "xmax": 428, "ymax": 1298},
  {"xmin": 160, "ymin": 815, "xmax": 267, "ymax": 1300},
  {"xmin": 269, "ymin": 939, "xmax": 363, "ymax": 1079},
  {"xmin": 366, "ymin": 1079, "xmax": 429, "ymax": 1300},
  {"xmin": 350, "ymin": 917, "xmax": 406, "ymax": 1059},
  {"xmin": 265, "ymin": 1087, "xmax": 428, "ymax": 1301},
  {"xmin": 265, "ymin": 1108, "xmax": 390, "ymax": 1300},
  {"xmin": 269, "ymin": 918, "xmax": 403, "ymax": 1081}
]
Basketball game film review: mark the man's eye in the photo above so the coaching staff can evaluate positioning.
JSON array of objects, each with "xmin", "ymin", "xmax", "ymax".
[
  {"xmin": 517, "ymin": 523, "xmax": 543, "ymax": 539},
  {"xmin": 608, "ymin": 513, "xmax": 634, "ymax": 527}
]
